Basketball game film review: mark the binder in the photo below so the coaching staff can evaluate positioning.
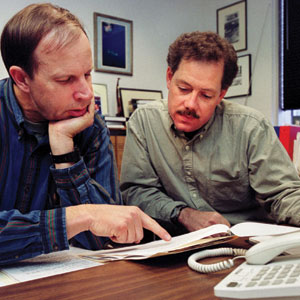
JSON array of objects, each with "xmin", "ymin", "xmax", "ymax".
[{"xmin": 279, "ymin": 125, "xmax": 300, "ymax": 160}]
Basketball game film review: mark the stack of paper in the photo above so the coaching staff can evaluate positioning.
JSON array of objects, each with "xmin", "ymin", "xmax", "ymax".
[{"xmin": 79, "ymin": 222, "xmax": 300, "ymax": 263}]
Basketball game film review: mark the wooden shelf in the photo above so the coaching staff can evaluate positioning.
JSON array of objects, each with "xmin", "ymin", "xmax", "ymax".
[{"xmin": 110, "ymin": 134, "xmax": 126, "ymax": 179}]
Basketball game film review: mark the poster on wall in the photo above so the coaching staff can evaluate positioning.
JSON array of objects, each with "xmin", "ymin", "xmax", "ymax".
[
  {"xmin": 224, "ymin": 54, "xmax": 251, "ymax": 99},
  {"xmin": 94, "ymin": 12, "xmax": 133, "ymax": 75},
  {"xmin": 217, "ymin": 0, "xmax": 247, "ymax": 52}
]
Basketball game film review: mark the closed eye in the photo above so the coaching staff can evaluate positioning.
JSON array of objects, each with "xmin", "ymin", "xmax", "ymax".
[
  {"xmin": 202, "ymin": 93, "xmax": 213, "ymax": 99},
  {"xmin": 57, "ymin": 76, "xmax": 73, "ymax": 83},
  {"xmin": 178, "ymin": 86, "xmax": 191, "ymax": 93}
]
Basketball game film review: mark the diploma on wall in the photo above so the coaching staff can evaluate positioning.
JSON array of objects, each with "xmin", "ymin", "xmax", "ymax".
[{"xmin": 80, "ymin": 222, "xmax": 300, "ymax": 262}]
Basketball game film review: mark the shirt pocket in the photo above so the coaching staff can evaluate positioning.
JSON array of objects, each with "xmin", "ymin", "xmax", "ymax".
[{"xmin": 205, "ymin": 172, "xmax": 255, "ymax": 213}]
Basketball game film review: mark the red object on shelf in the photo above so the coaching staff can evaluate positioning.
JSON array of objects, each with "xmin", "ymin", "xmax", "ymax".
[{"xmin": 279, "ymin": 125, "xmax": 300, "ymax": 160}]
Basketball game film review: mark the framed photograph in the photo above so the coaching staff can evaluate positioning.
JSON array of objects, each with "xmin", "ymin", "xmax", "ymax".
[
  {"xmin": 94, "ymin": 13, "xmax": 133, "ymax": 75},
  {"xmin": 217, "ymin": 0, "xmax": 247, "ymax": 52},
  {"xmin": 92, "ymin": 83, "xmax": 108, "ymax": 115},
  {"xmin": 224, "ymin": 54, "xmax": 251, "ymax": 99},
  {"xmin": 120, "ymin": 88, "xmax": 163, "ymax": 118}
]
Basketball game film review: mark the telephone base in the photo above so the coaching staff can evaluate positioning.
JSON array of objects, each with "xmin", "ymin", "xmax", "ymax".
[{"xmin": 214, "ymin": 257, "xmax": 300, "ymax": 299}]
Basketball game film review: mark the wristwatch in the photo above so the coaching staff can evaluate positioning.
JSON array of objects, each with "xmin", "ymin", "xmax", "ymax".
[
  {"xmin": 171, "ymin": 205, "xmax": 187, "ymax": 225},
  {"xmin": 51, "ymin": 147, "xmax": 81, "ymax": 164}
]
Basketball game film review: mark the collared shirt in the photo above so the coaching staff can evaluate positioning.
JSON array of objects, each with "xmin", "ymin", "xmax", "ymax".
[
  {"xmin": 120, "ymin": 99, "xmax": 300, "ymax": 233},
  {"xmin": 0, "ymin": 78, "xmax": 121, "ymax": 264}
]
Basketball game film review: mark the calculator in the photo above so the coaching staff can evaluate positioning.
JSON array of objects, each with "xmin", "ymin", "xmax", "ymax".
[{"xmin": 214, "ymin": 257, "xmax": 300, "ymax": 299}]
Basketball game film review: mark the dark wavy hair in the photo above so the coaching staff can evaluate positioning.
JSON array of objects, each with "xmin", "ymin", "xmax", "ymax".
[
  {"xmin": 167, "ymin": 31, "xmax": 238, "ymax": 90},
  {"xmin": 1, "ymin": 3, "xmax": 87, "ymax": 79}
]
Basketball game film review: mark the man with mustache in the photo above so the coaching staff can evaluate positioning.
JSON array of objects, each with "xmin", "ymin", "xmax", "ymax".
[
  {"xmin": 0, "ymin": 3, "xmax": 170, "ymax": 264},
  {"xmin": 120, "ymin": 31, "xmax": 300, "ymax": 237}
]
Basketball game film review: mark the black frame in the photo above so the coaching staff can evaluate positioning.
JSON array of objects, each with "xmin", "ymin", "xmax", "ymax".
[{"xmin": 217, "ymin": 0, "xmax": 247, "ymax": 52}]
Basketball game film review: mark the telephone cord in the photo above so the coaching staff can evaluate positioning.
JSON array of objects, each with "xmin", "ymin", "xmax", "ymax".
[{"xmin": 187, "ymin": 247, "xmax": 247, "ymax": 273}]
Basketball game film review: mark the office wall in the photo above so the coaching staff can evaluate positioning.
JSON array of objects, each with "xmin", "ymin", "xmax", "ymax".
[{"xmin": 0, "ymin": 0, "xmax": 286, "ymax": 125}]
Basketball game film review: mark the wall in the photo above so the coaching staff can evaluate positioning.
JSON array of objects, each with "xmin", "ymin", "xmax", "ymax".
[
  {"xmin": 204, "ymin": 0, "xmax": 281, "ymax": 125},
  {"xmin": 0, "ymin": 0, "xmax": 287, "ymax": 125}
]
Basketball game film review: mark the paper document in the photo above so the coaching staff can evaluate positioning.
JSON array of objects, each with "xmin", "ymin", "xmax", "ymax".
[
  {"xmin": 0, "ymin": 247, "xmax": 102, "ymax": 287},
  {"xmin": 80, "ymin": 222, "xmax": 300, "ymax": 263}
]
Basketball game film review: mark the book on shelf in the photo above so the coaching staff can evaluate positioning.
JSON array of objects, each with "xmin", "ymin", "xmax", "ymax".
[
  {"xmin": 104, "ymin": 116, "xmax": 128, "ymax": 122},
  {"xmin": 278, "ymin": 125, "xmax": 300, "ymax": 160},
  {"xmin": 104, "ymin": 115, "xmax": 128, "ymax": 129},
  {"xmin": 106, "ymin": 123, "xmax": 126, "ymax": 129}
]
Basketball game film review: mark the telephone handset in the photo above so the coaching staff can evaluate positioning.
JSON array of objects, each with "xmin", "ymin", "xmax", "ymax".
[
  {"xmin": 245, "ymin": 230, "xmax": 300, "ymax": 265},
  {"xmin": 187, "ymin": 230, "xmax": 300, "ymax": 273}
]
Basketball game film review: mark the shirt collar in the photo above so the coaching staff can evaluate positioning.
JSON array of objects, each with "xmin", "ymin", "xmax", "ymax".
[
  {"xmin": 4, "ymin": 78, "xmax": 49, "ymax": 142},
  {"xmin": 5, "ymin": 78, "xmax": 25, "ymax": 127}
]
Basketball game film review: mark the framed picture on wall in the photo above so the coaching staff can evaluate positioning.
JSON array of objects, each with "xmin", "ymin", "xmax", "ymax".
[
  {"xmin": 120, "ymin": 88, "xmax": 163, "ymax": 118},
  {"xmin": 92, "ymin": 83, "xmax": 108, "ymax": 115},
  {"xmin": 94, "ymin": 13, "xmax": 133, "ymax": 75},
  {"xmin": 217, "ymin": 0, "xmax": 247, "ymax": 52},
  {"xmin": 224, "ymin": 54, "xmax": 251, "ymax": 99}
]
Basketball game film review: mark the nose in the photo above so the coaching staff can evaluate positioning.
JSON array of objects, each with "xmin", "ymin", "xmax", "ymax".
[
  {"xmin": 184, "ymin": 91, "xmax": 198, "ymax": 110},
  {"xmin": 73, "ymin": 78, "xmax": 93, "ymax": 102}
]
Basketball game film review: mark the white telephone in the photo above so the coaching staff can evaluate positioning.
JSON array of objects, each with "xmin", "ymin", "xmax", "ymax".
[{"xmin": 187, "ymin": 231, "xmax": 300, "ymax": 299}]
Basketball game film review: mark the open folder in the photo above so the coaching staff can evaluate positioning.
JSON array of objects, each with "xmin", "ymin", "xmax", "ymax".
[{"xmin": 79, "ymin": 222, "xmax": 300, "ymax": 262}]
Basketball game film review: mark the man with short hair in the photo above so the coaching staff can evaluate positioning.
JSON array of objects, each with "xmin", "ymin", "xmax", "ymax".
[
  {"xmin": 120, "ymin": 31, "xmax": 300, "ymax": 236},
  {"xmin": 0, "ymin": 3, "xmax": 170, "ymax": 264}
]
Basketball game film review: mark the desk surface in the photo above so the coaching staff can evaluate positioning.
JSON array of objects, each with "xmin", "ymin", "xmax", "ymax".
[{"xmin": 0, "ymin": 250, "xmax": 244, "ymax": 300}]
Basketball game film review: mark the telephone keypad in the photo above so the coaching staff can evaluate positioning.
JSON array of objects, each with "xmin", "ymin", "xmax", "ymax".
[
  {"xmin": 215, "ymin": 259, "xmax": 300, "ymax": 299},
  {"xmin": 246, "ymin": 263, "xmax": 300, "ymax": 287}
]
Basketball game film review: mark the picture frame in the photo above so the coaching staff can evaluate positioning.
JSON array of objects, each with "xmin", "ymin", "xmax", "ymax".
[
  {"xmin": 94, "ymin": 12, "xmax": 133, "ymax": 75},
  {"xmin": 120, "ymin": 88, "xmax": 163, "ymax": 118},
  {"xmin": 92, "ymin": 83, "xmax": 109, "ymax": 115},
  {"xmin": 217, "ymin": 0, "xmax": 247, "ymax": 52},
  {"xmin": 224, "ymin": 54, "xmax": 251, "ymax": 99}
]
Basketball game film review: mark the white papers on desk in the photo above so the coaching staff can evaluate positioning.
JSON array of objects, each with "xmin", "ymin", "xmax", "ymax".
[
  {"xmin": 80, "ymin": 224, "xmax": 233, "ymax": 262},
  {"xmin": 0, "ymin": 246, "xmax": 102, "ymax": 287},
  {"xmin": 1, "ymin": 222, "xmax": 298, "ymax": 286},
  {"xmin": 80, "ymin": 222, "xmax": 300, "ymax": 263}
]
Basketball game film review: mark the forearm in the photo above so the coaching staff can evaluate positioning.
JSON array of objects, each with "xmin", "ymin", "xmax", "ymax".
[
  {"xmin": 0, "ymin": 208, "xmax": 69, "ymax": 265},
  {"xmin": 51, "ymin": 158, "xmax": 121, "ymax": 206},
  {"xmin": 121, "ymin": 183, "xmax": 186, "ymax": 224},
  {"xmin": 177, "ymin": 207, "xmax": 230, "ymax": 232},
  {"xmin": 65, "ymin": 204, "xmax": 91, "ymax": 239},
  {"xmin": 267, "ymin": 185, "xmax": 300, "ymax": 226},
  {"xmin": 50, "ymin": 148, "xmax": 121, "ymax": 249},
  {"xmin": 248, "ymin": 122, "xmax": 300, "ymax": 226}
]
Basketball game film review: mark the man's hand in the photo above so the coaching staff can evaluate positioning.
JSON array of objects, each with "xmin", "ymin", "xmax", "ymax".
[
  {"xmin": 66, "ymin": 204, "xmax": 172, "ymax": 244},
  {"xmin": 178, "ymin": 207, "xmax": 230, "ymax": 232},
  {"xmin": 48, "ymin": 98, "xmax": 95, "ymax": 156}
]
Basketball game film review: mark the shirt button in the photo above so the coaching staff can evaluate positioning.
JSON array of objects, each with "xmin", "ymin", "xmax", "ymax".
[
  {"xmin": 185, "ymin": 145, "xmax": 190, "ymax": 151},
  {"xmin": 193, "ymin": 193, "xmax": 197, "ymax": 198},
  {"xmin": 24, "ymin": 185, "xmax": 30, "ymax": 194},
  {"xmin": 53, "ymin": 243, "xmax": 59, "ymax": 251},
  {"xmin": 187, "ymin": 171, "xmax": 191, "ymax": 176},
  {"xmin": 200, "ymin": 134, "xmax": 203, "ymax": 139}
]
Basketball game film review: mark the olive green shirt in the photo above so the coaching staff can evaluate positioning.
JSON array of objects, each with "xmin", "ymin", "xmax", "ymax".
[{"xmin": 120, "ymin": 99, "xmax": 300, "ymax": 230}]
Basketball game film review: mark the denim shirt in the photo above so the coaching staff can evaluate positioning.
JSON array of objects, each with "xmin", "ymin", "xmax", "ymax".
[
  {"xmin": 0, "ymin": 78, "xmax": 121, "ymax": 264},
  {"xmin": 121, "ymin": 99, "xmax": 300, "ymax": 232}
]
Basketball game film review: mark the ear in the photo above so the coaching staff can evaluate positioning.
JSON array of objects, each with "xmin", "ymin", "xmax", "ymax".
[
  {"xmin": 217, "ymin": 89, "xmax": 228, "ymax": 104},
  {"xmin": 9, "ymin": 66, "xmax": 31, "ymax": 93},
  {"xmin": 166, "ymin": 66, "xmax": 173, "ymax": 89}
]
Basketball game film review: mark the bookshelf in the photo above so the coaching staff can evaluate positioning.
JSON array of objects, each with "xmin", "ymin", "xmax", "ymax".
[{"xmin": 110, "ymin": 128, "xmax": 126, "ymax": 179}]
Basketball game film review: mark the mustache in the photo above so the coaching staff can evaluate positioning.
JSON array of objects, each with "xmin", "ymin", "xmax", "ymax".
[{"xmin": 177, "ymin": 110, "xmax": 200, "ymax": 119}]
